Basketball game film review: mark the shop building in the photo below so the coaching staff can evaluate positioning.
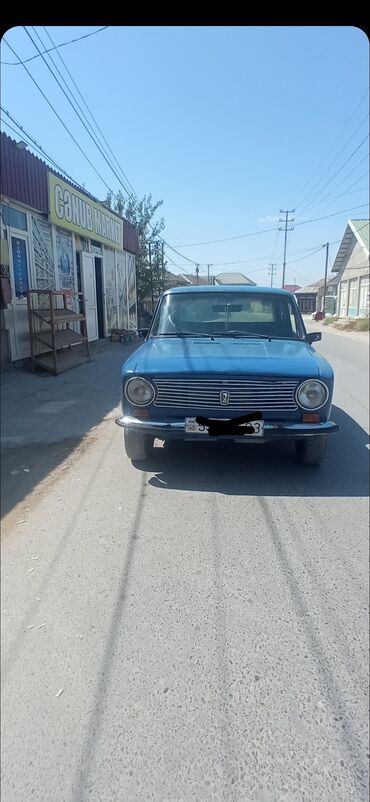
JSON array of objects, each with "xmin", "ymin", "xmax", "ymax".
[{"xmin": 0, "ymin": 132, "xmax": 138, "ymax": 366}]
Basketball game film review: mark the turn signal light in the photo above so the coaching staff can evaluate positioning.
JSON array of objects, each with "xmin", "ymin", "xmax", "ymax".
[
  {"xmin": 134, "ymin": 407, "xmax": 150, "ymax": 418},
  {"xmin": 302, "ymin": 413, "xmax": 320, "ymax": 423}
]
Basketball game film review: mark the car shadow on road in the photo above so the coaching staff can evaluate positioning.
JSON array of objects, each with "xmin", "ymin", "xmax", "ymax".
[{"xmin": 135, "ymin": 406, "xmax": 369, "ymax": 497}]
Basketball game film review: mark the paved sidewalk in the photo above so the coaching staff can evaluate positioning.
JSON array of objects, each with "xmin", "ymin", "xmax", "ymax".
[
  {"xmin": 303, "ymin": 316, "xmax": 369, "ymax": 344},
  {"xmin": 1, "ymin": 340, "xmax": 138, "ymax": 449}
]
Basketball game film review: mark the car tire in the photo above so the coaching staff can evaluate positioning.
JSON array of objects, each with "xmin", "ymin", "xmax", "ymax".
[
  {"xmin": 295, "ymin": 435, "xmax": 328, "ymax": 465},
  {"xmin": 124, "ymin": 430, "xmax": 154, "ymax": 461}
]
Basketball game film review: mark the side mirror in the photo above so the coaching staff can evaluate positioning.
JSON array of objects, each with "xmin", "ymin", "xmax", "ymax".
[
  {"xmin": 307, "ymin": 332, "xmax": 321, "ymax": 344},
  {"xmin": 138, "ymin": 328, "xmax": 149, "ymax": 339}
]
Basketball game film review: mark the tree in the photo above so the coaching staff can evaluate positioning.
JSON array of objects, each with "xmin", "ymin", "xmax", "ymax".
[{"xmin": 104, "ymin": 190, "xmax": 167, "ymax": 309}]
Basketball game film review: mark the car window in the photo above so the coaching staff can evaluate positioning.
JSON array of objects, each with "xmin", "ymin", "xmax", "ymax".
[{"xmin": 151, "ymin": 293, "xmax": 304, "ymax": 339}]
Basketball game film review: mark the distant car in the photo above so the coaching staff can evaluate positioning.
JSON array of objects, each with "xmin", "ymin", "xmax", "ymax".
[{"xmin": 116, "ymin": 286, "xmax": 338, "ymax": 465}]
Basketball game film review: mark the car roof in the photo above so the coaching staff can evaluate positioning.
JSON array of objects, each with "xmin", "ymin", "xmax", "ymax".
[{"xmin": 163, "ymin": 285, "xmax": 294, "ymax": 296}]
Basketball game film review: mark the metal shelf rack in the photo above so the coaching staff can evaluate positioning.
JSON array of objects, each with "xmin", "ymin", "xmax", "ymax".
[{"xmin": 27, "ymin": 289, "xmax": 90, "ymax": 375}]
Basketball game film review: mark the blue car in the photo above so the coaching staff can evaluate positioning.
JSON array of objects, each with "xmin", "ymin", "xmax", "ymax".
[{"xmin": 116, "ymin": 286, "xmax": 338, "ymax": 465}]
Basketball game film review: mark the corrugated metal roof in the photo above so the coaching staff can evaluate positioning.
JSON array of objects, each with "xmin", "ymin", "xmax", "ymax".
[
  {"xmin": 1, "ymin": 131, "xmax": 49, "ymax": 211},
  {"xmin": 0, "ymin": 132, "xmax": 138, "ymax": 254}
]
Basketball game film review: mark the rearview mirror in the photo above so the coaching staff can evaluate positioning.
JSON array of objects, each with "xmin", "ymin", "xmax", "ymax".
[
  {"xmin": 307, "ymin": 332, "xmax": 321, "ymax": 344},
  {"xmin": 212, "ymin": 304, "xmax": 242, "ymax": 312}
]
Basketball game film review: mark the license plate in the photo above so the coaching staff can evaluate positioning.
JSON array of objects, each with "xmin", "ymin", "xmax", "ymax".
[{"xmin": 185, "ymin": 418, "xmax": 264, "ymax": 436}]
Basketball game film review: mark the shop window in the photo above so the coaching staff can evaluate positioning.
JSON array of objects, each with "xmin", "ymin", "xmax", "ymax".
[
  {"xmin": 32, "ymin": 217, "xmax": 55, "ymax": 291},
  {"xmin": 339, "ymin": 282, "xmax": 347, "ymax": 316},
  {"xmin": 55, "ymin": 228, "xmax": 74, "ymax": 290},
  {"xmin": 1, "ymin": 204, "xmax": 27, "ymax": 231},
  {"xmin": 359, "ymin": 276, "xmax": 369, "ymax": 317},
  {"xmin": 348, "ymin": 279, "xmax": 358, "ymax": 318}
]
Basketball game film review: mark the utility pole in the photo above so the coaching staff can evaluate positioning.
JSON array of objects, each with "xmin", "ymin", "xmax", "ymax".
[
  {"xmin": 161, "ymin": 242, "xmax": 165, "ymax": 291},
  {"xmin": 323, "ymin": 242, "xmax": 329, "ymax": 314},
  {"xmin": 207, "ymin": 264, "xmax": 213, "ymax": 285},
  {"xmin": 268, "ymin": 262, "xmax": 277, "ymax": 287},
  {"xmin": 279, "ymin": 209, "xmax": 295, "ymax": 288},
  {"xmin": 195, "ymin": 264, "xmax": 200, "ymax": 285}
]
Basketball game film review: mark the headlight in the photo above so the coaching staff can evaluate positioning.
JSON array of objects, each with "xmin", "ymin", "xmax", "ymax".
[
  {"xmin": 296, "ymin": 380, "xmax": 328, "ymax": 410},
  {"xmin": 124, "ymin": 377, "xmax": 155, "ymax": 406}
]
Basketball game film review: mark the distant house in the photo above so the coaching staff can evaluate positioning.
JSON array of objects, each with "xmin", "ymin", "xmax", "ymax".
[
  {"xmin": 181, "ymin": 273, "xmax": 213, "ymax": 286},
  {"xmin": 295, "ymin": 280, "xmax": 325, "ymax": 314},
  {"xmin": 214, "ymin": 272, "xmax": 256, "ymax": 286},
  {"xmin": 283, "ymin": 284, "xmax": 301, "ymax": 293},
  {"xmin": 294, "ymin": 277, "xmax": 338, "ymax": 314},
  {"xmin": 331, "ymin": 219, "xmax": 369, "ymax": 318},
  {"xmin": 138, "ymin": 270, "xmax": 188, "ymax": 323},
  {"xmin": 163, "ymin": 270, "xmax": 188, "ymax": 290}
]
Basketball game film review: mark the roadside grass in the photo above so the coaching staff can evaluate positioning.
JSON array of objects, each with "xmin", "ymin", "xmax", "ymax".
[{"xmin": 324, "ymin": 317, "xmax": 369, "ymax": 332}]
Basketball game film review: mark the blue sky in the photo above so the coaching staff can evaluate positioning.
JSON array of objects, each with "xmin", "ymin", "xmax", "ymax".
[{"xmin": 1, "ymin": 25, "xmax": 369, "ymax": 287}]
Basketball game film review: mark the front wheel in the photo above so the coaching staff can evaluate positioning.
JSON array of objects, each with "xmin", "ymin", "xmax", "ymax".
[
  {"xmin": 124, "ymin": 430, "xmax": 154, "ymax": 461},
  {"xmin": 295, "ymin": 435, "xmax": 328, "ymax": 465}
]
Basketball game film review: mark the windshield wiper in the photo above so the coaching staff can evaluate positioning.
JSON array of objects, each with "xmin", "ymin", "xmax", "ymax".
[
  {"xmin": 216, "ymin": 330, "xmax": 272, "ymax": 341},
  {"xmin": 156, "ymin": 331, "xmax": 215, "ymax": 339}
]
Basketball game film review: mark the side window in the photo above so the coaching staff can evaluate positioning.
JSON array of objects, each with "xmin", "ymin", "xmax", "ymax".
[{"xmin": 288, "ymin": 299, "xmax": 301, "ymax": 336}]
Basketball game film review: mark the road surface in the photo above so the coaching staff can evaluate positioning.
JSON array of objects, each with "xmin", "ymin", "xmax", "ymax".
[{"xmin": 2, "ymin": 326, "xmax": 369, "ymax": 802}]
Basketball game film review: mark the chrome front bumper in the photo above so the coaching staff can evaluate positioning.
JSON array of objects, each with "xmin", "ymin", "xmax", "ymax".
[{"xmin": 115, "ymin": 416, "xmax": 339, "ymax": 438}]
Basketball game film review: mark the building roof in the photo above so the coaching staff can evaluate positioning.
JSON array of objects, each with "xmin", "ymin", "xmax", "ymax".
[
  {"xmin": 0, "ymin": 132, "xmax": 138, "ymax": 254},
  {"xmin": 181, "ymin": 274, "xmax": 213, "ymax": 286},
  {"xmin": 164, "ymin": 271, "xmax": 188, "ymax": 286},
  {"xmin": 350, "ymin": 219, "xmax": 369, "ymax": 254},
  {"xmin": 283, "ymin": 284, "xmax": 301, "ymax": 292},
  {"xmin": 164, "ymin": 285, "xmax": 294, "ymax": 295},
  {"xmin": 331, "ymin": 218, "xmax": 369, "ymax": 273},
  {"xmin": 214, "ymin": 272, "xmax": 256, "ymax": 285},
  {"xmin": 294, "ymin": 276, "xmax": 338, "ymax": 296},
  {"xmin": 295, "ymin": 280, "xmax": 324, "ymax": 294}
]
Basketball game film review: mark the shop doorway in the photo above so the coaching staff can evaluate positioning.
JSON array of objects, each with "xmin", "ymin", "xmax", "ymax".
[{"xmin": 94, "ymin": 257, "xmax": 105, "ymax": 338}]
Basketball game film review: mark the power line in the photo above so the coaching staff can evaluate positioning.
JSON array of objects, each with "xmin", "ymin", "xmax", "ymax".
[
  {"xmin": 295, "ymin": 203, "xmax": 368, "ymax": 227},
  {"xmin": 172, "ymin": 224, "xmax": 280, "ymax": 248},
  {"xmin": 3, "ymin": 106, "xmax": 368, "ymax": 278},
  {"xmin": 41, "ymin": 26, "xmax": 137, "ymax": 200},
  {"xmin": 2, "ymin": 38, "xmax": 368, "ymax": 276},
  {"xmin": 291, "ymin": 88, "xmax": 369, "ymax": 207},
  {"xmin": 1, "ymin": 108, "xmax": 88, "ymax": 191},
  {"xmin": 296, "ymin": 113, "xmax": 369, "ymax": 211},
  {"xmin": 300, "ymin": 134, "xmax": 369, "ymax": 214},
  {"xmin": 308, "ymin": 173, "xmax": 369, "ymax": 218},
  {"xmin": 167, "ymin": 202, "xmax": 369, "ymax": 249},
  {"xmin": 1, "ymin": 27, "xmax": 110, "ymax": 65},
  {"xmin": 302, "ymin": 155, "xmax": 369, "ymax": 216},
  {"xmin": 20, "ymin": 28, "xmax": 202, "ymax": 269},
  {"xmin": 3, "ymin": 36, "xmax": 119, "ymax": 202},
  {"xmin": 23, "ymin": 27, "xmax": 136, "ymax": 203}
]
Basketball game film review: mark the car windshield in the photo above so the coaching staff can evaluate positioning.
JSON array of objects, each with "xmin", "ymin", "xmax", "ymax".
[{"xmin": 150, "ymin": 292, "xmax": 305, "ymax": 340}]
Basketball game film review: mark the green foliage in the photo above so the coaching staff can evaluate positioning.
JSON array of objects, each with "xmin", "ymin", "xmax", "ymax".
[{"xmin": 105, "ymin": 191, "xmax": 167, "ymax": 306}]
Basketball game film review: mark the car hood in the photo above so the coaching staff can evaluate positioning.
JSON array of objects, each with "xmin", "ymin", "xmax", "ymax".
[{"xmin": 123, "ymin": 337, "xmax": 332, "ymax": 379}]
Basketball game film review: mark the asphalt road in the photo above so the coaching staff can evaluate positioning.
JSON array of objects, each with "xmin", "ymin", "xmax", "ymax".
[{"xmin": 2, "ymin": 326, "xmax": 369, "ymax": 802}]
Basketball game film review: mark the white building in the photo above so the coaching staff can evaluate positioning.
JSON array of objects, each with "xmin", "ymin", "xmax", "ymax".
[{"xmin": 331, "ymin": 219, "xmax": 369, "ymax": 318}]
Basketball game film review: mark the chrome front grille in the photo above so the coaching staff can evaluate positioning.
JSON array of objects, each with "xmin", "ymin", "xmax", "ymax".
[{"xmin": 153, "ymin": 377, "xmax": 298, "ymax": 411}]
